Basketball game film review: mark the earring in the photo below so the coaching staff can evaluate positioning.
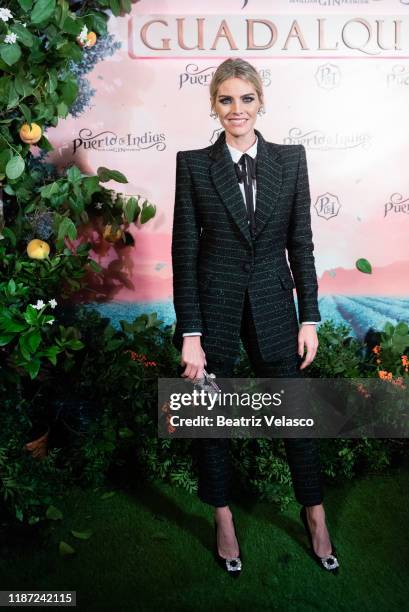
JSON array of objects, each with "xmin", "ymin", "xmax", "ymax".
[
  {"xmin": 257, "ymin": 107, "xmax": 265, "ymax": 116},
  {"xmin": 210, "ymin": 110, "xmax": 218, "ymax": 120}
]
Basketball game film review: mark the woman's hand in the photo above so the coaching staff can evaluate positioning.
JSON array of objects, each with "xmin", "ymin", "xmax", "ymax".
[
  {"xmin": 298, "ymin": 324, "xmax": 319, "ymax": 370},
  {"xmin": 180, "ymin": 336, "xmax": 207, "ymax": 381}
]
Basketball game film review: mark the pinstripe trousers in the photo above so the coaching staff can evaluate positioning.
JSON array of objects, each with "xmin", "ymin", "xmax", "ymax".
[{"xmin": 193, "ymin": 288, "xmax": 324, "ymax": 508}]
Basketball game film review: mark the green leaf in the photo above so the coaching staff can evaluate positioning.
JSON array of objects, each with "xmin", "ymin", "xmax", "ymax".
[
  {"xmin": 120, "ymin": 0, "xmax": 132, "ymax": 13},
  {"xmin": 37, "ymin": 135, "xmax": 54, "ymax": 152},
  {"xmin": 119, "ymin": 427, "xmax": 134, "ymax": 439},
  {"xmin": 0, "ymin": 149, "xmax": 12, "ymax": 173},
  {"xmin": 67, "ymin": 166, "xmax": 82, "ymax": 183},
  {"xmin": 40, "ymin": 181, "xmax": 60, "ymax": 199},
  {"xmin": 19, "ymin": 102, "xmax": 32, "ymax": 124},
  {"xmin": 24, "ymin": 305, "xmax": 39, "ymax": 325},
  {"xmin": 26, "ymin": 330, "xmax": 41, "ymax": 353},
  {"xmin": 140, "ymin": 202, "xmax": 156, "ymax": 224},
  {"xmin": 97, "ymin": 167, "xmax": 128, "ymax": 184},
  {"xmin": 0, "ymin": 43, "xmax": 22, "ymax": 66},
  {"xmin": 124, "ymin": 196, "xmax": 140, "ymax": 223},
  {"xmin": 57, "ymin": 217, "xmax": 77, "ymax": 241},
  {"xmin": 100, "ymin": 491, "xmax": 116, "ymax": 499},
  {"xmin": 31, "ymin": 0, "xmax": 56, "ymax": 24},
  {"xmin": 88, "ymin": 259, "xmax": 103, "ymax": 273},
  {"xmin": 8, "ymin": 279, "xmax": 16, "ymax": 294},
  {"xmin": 71, "ymin": 529, "xmax": 93, "ymax": 540},
  {"xmin": 383, "ymin": 322, "xmax": 395, "ymax": 337},
  {"xmin": 57, "ymin": 101, "xmax": 68, "ymax": 118},
  {"xmin": 356, "ymin": 258, "xmax": 372, "ymax": 274},
  {"xmin": 46, "ymin": 69, "xmax": 58, "ymax": 94},
  {"xmin": 59, "ymin": 541, "xmax": 75, "ymax": 556},
  {"xmin": 17, "ymin": 0, "xmax": 33, "ymax": 11},
  {"xmin": 11, "ymin": 23, "xmax": 34, "ymax": 48},
  {"xmin": 395, "ymin": 322, "xmax": 409, "ymax": 336},
  {"xmin": 6, "ymin": 155, "xmax": 25, "ymax": 180},
  {"xmin": 84, "ymin": 11, "xmax": 108, "ymax": 36},
  {"xmin": 1, "ymin": 319, "xmax": 26, "ymax": 332},
  {"xmin": 1, "ymin": 227, "xmax": 16, "ymax": 246},
  {"xmin": 0, "ymin": 334, "xmax": 14, "ymax": 346},
  {"xmin": 60, "ymin": 77, "xmax": 78, "ymax": 106},
  {"xmin": 46, "ymin": 505, "xmax": 63, "ymax": 520},
  {"xmin": 67, "ymin": 339, "xmax": 84, "ymax": 350},
  {"xmin": 7, "ymin": 83, "xmax": 19, "ymax": 109},
  {"xmin": 82, "ymin": 176, "xmax": 100, "ymax": 199},
  {"xmin": 109, "ymin": 0, "xmax": 121, "ymax": 17},
  {"xmin": 25, "ymin": 358, "xmax": 41, "ymax": 379}
]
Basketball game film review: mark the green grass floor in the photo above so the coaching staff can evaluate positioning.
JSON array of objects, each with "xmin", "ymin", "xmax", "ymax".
[{"xmin": 1, "ymin": 467, "xmax": 409, "ymax": 612}]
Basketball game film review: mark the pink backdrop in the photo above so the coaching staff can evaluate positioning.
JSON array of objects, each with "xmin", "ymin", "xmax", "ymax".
[{"xmin": 41, "ymin": 0, "xmax": 409, "ymax": 337}]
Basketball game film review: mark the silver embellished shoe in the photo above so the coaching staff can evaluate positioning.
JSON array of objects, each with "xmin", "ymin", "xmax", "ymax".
[
  {"xmin": 300, "ymin": 506, "xmax": 340, "ymax": 574},
  {"xmin": 214, "ymin": 518, "xmax": 243, "ymax": 577}
]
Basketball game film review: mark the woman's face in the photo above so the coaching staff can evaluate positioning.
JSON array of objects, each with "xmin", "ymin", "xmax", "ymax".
[{"xmin": 213, "ymin": 77, "xmax": 261, "ymax": 138}]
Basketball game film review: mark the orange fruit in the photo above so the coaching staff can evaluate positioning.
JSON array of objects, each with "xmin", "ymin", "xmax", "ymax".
[
  {"xmin": 19, "ymin": 122, "xmax": 42, "ymax": 144},
  {"xmin": 27, "ymin": 238, "xmax": 50, "ymax": 259}
]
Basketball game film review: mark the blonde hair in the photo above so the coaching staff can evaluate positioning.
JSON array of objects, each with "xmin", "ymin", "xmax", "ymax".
[{"xmin": 209, "ymin": 57, "xmax": 264, "ymax": 113}]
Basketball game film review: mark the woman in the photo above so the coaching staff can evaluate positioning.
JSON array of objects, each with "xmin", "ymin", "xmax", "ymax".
[{"xmin": 171, "ymin": 57, "xmax": 340, "ymax": 576}]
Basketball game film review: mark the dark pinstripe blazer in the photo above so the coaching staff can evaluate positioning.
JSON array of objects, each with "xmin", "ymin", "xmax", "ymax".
[{"xmin": 171, "ymin": 128, "xmax": 321, "ymax": 364}]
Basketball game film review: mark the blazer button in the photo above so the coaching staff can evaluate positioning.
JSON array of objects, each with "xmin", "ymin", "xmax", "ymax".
[{"xmin": 243, "ymin": 263, "xmax": 251, "ymax": 272}]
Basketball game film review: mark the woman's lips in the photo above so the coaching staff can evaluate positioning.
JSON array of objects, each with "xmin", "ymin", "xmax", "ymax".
[{"xmin": 228, "ymin": 118, "xmax": 248, "ymax": 126}]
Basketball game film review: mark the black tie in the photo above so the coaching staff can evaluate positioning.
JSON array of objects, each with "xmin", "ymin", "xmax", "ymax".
[{"xmin": 234, "ymin": 153, "xmax": 257, "ymax": 239}]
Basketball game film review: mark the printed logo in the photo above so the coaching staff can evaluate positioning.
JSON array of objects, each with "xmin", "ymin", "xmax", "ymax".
[
  {"xmin": 179, "ymin": 64, "xmax": 271, "ymax": 89},
  {"xmin": 315, "ymin": 63, "xmax": 341, "ymax": 90},
  {"xmin": 314, "ymin": 193, "xmax": 341, "ymax": 220},
  {"xmin": 386, "ymin": 65, "xmax": 409, "ymax": 87},
  {"xmin": 284, "ymin": 128, "xmax": 371, "ymax": 150},
  {"xmin": 72, "ymin": 129, "xmax": 166, "ymax": 154},
  {"xmin": 384, "ymin": 193, "xmax": 409, "ymax": 217}
]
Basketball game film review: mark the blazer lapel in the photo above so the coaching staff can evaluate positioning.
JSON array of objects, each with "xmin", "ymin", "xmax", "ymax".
[
  {"xmin": 209, "ymin": 130, "xmax": 252, "ymax": 247},
  {"xmin": 209, "ymin": 128, "xmax": 282, "ymax": 246},
  {"xmin": 253, "ymin": 129, "xmax": 282, "ymax": 239}
]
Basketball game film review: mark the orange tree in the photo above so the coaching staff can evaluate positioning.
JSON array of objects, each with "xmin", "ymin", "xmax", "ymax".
[{"xmin": 0, "ymin": 1, "xmax": 156, "ymax": 381}]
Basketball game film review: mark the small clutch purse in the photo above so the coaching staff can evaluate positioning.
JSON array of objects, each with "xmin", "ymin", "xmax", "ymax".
[{"xmin": 191, "ymin": 369, "xmax": 221, "ymax": 395}]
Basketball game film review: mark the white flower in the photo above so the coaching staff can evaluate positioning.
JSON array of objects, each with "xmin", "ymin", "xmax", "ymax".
[
  {"xmin": 95, "ymin": 202, "xmax": 103, "ymax": 209},
  {"xmin": 78, "ymin": 25, "xmax": 88, "ymax": 43},
  {"xmin": 22, "ymin": 23, "xmax": 27, "ymax": 27},
  {"xmin": 46, "ymin": 319, "xmax": 55, "ymax": 325},
  {"xmin": 48, "ymin": 298, "xmax": 58, "ymax": 309},
  {"xmin": 0, "ymin": 8, "xmax": 13, "ymax": 22},
  {"xmin": 31, "ymin": 299, "xmax": 45, "ymax": 310},
  {"xmin": 4, "ymin": 32, "xmax": 18, "ymax": 44}
]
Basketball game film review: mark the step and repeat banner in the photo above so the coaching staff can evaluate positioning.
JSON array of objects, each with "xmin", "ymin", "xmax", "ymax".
[{"xmin": 44, "ymin": 0, "xmax": 409, "ymax": 338}]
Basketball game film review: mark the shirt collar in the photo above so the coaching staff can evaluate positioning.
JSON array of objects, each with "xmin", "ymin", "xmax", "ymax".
[{"xmin": 226, "ymin": 135, "xmax": 258, "ymax": 163}]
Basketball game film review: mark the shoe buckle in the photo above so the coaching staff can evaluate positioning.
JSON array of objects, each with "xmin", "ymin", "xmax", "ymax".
[
  {"xmin": 321, "ymin": 554, "xmax": 339, "ymax": 571},
  {"xmin": 226, "ymin": 557, "xmax": 242, "ymax": 572}
]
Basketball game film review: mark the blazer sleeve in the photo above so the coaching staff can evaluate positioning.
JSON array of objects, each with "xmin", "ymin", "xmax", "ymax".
[
  {"xmin": 171, "ymin": 151, "xmax": 203, "ymax": 334},
  {"xmin": 286, "ymin": 145, "xmax": 321, "ymax": 323}
]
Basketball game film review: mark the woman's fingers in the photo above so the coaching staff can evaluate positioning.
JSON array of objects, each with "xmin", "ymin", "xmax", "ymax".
[{"xmin": 298, "ymin": 327, "xmax": 318, "ymax": 370}]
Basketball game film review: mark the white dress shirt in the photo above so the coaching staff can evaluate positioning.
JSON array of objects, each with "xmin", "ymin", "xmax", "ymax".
[{"xmin": 182, "ymin": 135, "xmax": 317, "ymax": 336}]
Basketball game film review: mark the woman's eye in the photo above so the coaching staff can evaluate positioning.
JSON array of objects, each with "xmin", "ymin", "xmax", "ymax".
[{"xmin": 219, "ymin": 97, "xmax": 255, "ymax": 104}]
